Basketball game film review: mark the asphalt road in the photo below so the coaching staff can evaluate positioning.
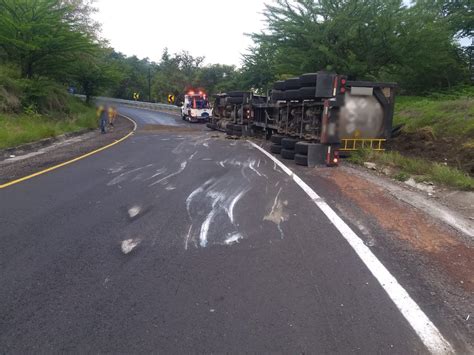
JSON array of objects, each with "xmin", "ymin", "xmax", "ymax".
[{"xmin": 0, "ymin": 107, "xmax": 444, "ymax": 353}]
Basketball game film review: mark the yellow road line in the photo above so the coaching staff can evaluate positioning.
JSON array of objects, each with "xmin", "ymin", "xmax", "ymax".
[{"xmin": 0, "ymin": 114, "xmax": 137, "ymax": 189}]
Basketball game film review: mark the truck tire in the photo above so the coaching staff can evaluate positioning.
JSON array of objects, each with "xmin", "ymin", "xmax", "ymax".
[
  {"xmin": 231, "ymin": 124, "xmax": 243, "ymax": 132},
  {"xmin": 282, "ymin": 89, "xmax": 301, "ymax": 101},
  {"xmin": 295, "ymin": 153, "xmax": 309, "ymax": 166},
  {"xmin": 295, "ymin": 141, "xmax": 314, "ymax": 155},
  {"xmin": 270, "ymin": 134, "xmax": 284, "ymax": 144},
  {"xmin": 298, "ymin": 86, "xmax": 317, "ymax": 99},
  {"xmin": 281, "ymin": 137, "xmax": 298, "ymax": 150},
  {"xmin": 273, "ymin": 80, "xmax": 286, "ymax": 91},
  {"xmin": 271, "ymin": 90, "xmax": 285, "ymax": 101},
  {"xmin": 283, "ymin": 77, "xmax": 302, "ymax": 90},
  {"xmin": 227, "ymin": 97, "xmax": 244, "ymax": 104},
  {"xmin": 299, "ymin": 73, "xmax": 318, "ymax": 87},
  {"xmin": 227, "ymin": 91, "xmax": 249, "ymax": 97},
  {"xmin": 270, "ymin": 144, "xmax": 282, "ymax": 154},
  {"xmin": 281, "ymin": 148, "xmax": 296, "ymax": 160}
]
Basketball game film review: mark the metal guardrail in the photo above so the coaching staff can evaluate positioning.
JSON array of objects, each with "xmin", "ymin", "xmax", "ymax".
[{"xmin": 75, "ymin": 95, "xmax": 181, "ymax": 114}]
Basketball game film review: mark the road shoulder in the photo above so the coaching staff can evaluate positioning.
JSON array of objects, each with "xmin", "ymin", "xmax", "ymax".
[
  {"xmin": 0, "ymin": 115, "xmax": 134, "ymax": 186},
  {"xmin": 291, "ymin": 161, "xmax": 473, "ymax": 352}
]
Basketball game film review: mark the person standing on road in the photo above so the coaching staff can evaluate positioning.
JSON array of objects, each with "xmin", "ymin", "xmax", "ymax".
[
  {"xmin": 97, "ymin": 104, "xmax": 108, "ymax": 134},
  {"xmin": 108, "ymin": 105, "xmax": 117, "ymax": 129}
]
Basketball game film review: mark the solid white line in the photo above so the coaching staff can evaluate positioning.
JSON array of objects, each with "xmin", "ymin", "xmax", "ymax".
[{"xmin": 248, "ymin": 141, "xmax": 453, "ymax": 355}]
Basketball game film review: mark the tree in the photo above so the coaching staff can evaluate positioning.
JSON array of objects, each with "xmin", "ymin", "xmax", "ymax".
[
  {"xmin": 242, "ymin": 0, "xmax": 469, "ymax": 93},
  {"xmin": 72, "ymin": 48, "xmax": 122, "ymax": 103},
  {"xmin": 0, "ymin": 0, "xmax": 97, "ymax": 79}
]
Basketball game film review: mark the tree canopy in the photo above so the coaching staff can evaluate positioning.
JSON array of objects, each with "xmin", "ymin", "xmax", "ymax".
[{"xmin": 1, "ymin": 0, "xmax": 471, "ymax": 111}]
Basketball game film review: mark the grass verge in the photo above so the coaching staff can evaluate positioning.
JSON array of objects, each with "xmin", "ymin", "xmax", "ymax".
[
  {"xmin": 348, "ymin": 149, "xmax": 474, "ymax": 191},
  {"xmin": 394, "ymin": 86, "xmax": 474, "ymax": 138},
  {"xmin": 0, "ymin": 98, "xmax": 97, "ymax": 150}
]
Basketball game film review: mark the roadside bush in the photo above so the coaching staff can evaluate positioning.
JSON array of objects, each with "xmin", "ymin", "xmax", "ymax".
[
  {"xmin": 20, "ymin": 77, "xmax": 70, "ymax": 114},
  {"xmin": 0, "ymin": 65, "xmax": 22, "ymax": 113}
]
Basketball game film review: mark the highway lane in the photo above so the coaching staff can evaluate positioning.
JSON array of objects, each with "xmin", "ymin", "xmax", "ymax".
[
  {"xmin": 0, "ymin": 107, "xmax": 440, "ymax": 352},
  {"xmin": 118, "ymin": 105, "xmax": 183, "ymax": 126}
]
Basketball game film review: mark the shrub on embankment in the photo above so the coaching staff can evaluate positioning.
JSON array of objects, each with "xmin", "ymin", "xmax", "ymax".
[{"xmin": 0, "ymin": 65, "xmax": 97, "ymax": 149}]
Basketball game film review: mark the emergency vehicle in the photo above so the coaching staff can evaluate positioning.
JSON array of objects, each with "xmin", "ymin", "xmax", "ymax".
[{"xmin": 181, "ymin": 90, "xmax": 212, "ymax": 122}]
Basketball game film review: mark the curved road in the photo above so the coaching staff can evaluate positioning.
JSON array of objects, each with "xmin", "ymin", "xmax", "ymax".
[{"xmin": 0, "ymin": 107, "xmax": 452, "ymax": 353}]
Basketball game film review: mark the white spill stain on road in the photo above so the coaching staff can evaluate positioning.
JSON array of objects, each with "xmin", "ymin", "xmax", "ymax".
[
  {"xmin": 149, "ymin": 161, "xmax": 187, "ymax": 186},
  {"xmin": 108, "ymin": 165, "xmax": 125, "ymax": 174},
  {"xmin": 107, "ymin": 166, "xmax": 149, "ymax": 186},
  {"xmin": 228, "ymin": 188, "xmax": 249, "ymax": 224},
  {"xmin": 264, "ymin": 187, "xmax": 289, "ymax": 238},
  {"xmin": 165, "ymin": 185, "xmax": 176, "ymax": 191},
  {"xmin": 128, "ymin": 205, "xmax": 141, "ymax": 218},
  {"xmin": 147, "ymin": 167, "xmax": 167, "ymax": 180},
  {"xmin": 185, "ymin": 177, "xmax": 250, "ymax": 249},
  {"xmin": 224, "ymin": 233, "xmax": 243, "ymax": 245},
  {"xmin": 121, "ymin": 239, "xmax": 140, "ymax": 254},
  {"xmin": 189, "ymin": 151, "xmax": 198, "ymax": 160}
]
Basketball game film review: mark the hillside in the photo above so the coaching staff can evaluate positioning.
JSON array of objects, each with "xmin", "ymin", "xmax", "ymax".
[{"xmin": 391, "ymin": 87, "xmax": 474, "ymax": 175}]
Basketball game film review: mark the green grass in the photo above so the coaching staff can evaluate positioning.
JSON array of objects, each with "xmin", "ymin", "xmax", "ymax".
[
  {"xmin": 0, "ymin": 98, "xmax": 97, "ymax": 149},
  {"xmin": 349, "ymin": 149, "xmax": 474, "ymax": 191},
  {"xmin": 394, "ymin": 85, "xmax": 474, "ymax": 139}
]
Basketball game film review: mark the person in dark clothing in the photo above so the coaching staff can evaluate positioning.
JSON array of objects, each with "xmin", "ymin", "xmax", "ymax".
[{"xmin": 97, "ymin": 104, "xmax": 108, "ymax": 134}]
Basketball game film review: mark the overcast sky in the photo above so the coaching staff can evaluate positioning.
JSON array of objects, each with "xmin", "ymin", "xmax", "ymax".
[{"xmin": 94, "ymin": 0, "xmax": 268, "ymax": 67}]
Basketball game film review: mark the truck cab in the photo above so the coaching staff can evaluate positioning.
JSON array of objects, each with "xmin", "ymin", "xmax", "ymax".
[{"xmin": 181, "ymin": 91, "xmax": 212, "ymax": 122}]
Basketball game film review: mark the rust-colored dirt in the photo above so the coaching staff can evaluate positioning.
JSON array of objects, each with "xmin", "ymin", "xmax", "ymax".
[{"xmin": 323, "ymin": 168, "xmax": 474, "ymax": 292}]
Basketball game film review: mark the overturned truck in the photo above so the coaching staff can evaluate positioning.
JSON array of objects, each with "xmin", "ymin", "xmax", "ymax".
[{"xmin": 207, "ymin": 72, "xmax": 396, "ymax": 166}]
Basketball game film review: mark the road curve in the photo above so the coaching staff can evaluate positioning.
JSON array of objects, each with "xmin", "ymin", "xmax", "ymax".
[{"xmin": 0, "ymin": 107, "xmax": 443, "ymax": 353}]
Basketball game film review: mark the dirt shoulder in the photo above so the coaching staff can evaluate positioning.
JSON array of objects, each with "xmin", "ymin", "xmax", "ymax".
[
  {"xmin": 293, "ymin": 161, "xmax": 473, "ymax": 350},
  {"xmin": 0, "ymin": 115, "xmax": 134, "ymax": 185}
]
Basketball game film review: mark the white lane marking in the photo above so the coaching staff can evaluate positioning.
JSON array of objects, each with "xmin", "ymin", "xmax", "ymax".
[
  {"xmin": 121, "ymin": 239, "xmax": 140, "ymax": 254},
  {"xmin": 248, "ymin": 141, "xmax": 453, "ymax": 355}
]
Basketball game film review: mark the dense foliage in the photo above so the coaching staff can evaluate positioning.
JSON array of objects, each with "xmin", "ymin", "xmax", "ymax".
[
  {"xmin": 0, "ymin": 0, "xmax": 471, "ymax": 112},
  {"xmin": 242, "ymin": 0, "xmax": 471, "ymax": 94}
]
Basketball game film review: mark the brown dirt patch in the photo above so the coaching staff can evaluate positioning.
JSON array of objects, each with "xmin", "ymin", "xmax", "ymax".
[
  {"xmin": 388, "ymin": 131, "xmax": 474, "ymax": 175},
  {"xmin": 324, "ymin": 168, "xmax": 474, "ymax": 292}
]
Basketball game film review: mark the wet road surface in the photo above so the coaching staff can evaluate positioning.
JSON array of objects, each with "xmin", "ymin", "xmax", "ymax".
[{"xmin": 0, "ymin": 107, "xmax": 452, "ymax": 353}]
